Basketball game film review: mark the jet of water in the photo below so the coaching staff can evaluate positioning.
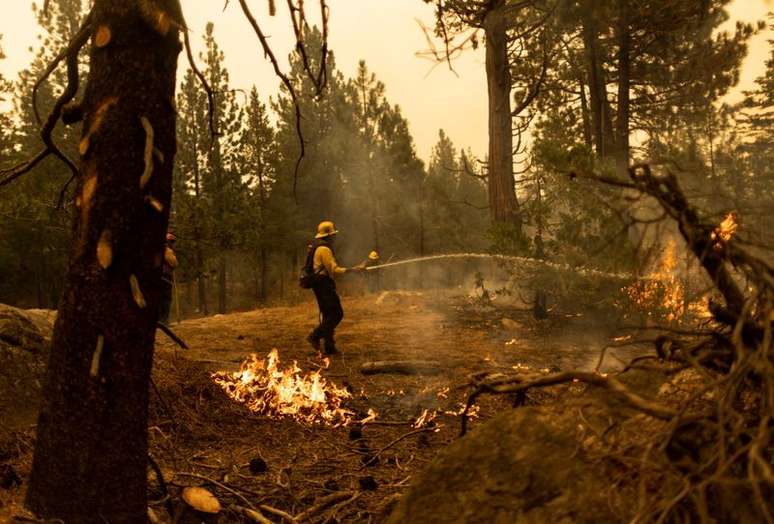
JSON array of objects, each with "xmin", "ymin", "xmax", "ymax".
[{"xmin": 365, "ymin": 252, "xmax": 647, "ymax": 281}]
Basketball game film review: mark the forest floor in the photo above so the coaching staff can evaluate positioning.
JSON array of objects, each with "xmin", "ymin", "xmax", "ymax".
[{"xmin": 0, "ymin": 289, "xmax": 647, "ymax": 522}]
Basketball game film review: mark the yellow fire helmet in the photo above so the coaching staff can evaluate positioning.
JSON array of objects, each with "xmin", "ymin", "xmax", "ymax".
[
  {"xmin": 315, "ymin": 220, "xmax": 339, "ymax": 239},
  {"xmin": 368, "ymin": 250, "xmax": 380, "ymax": 261}
]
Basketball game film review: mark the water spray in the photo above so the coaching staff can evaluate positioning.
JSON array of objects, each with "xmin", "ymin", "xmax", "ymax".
[{"xmin": 365, "ymin": 252, "xmax": 648, "ymax": 281}]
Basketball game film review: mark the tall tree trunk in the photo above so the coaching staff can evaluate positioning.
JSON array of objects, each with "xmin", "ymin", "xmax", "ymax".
[
  {"xmin": 581, "ymin": 0, "xmax": 615, "ymax": 158},
  {"xmin": 218, "ymin": 252, "xmax": 227, "ymax": 313},
  {"xmin": 615, "ymin": 0, "xmax": 631, "ymax": 177},
  {"xmin": 483, "ymin": 0, "xmax": 520, "ymax": 226},
  {"xmin": 259, "ymin": 245, "xmax": 267, "ymax": 303},
  {"xmin": 195, "ymin": 234, "xmax": 208, "ymax": 315},
  {"xmin": 25, "ymin": 1, "xmax": 181, "ymax": 520},
  {"xmin": 578, "ymin": 78, "xmax": 593, "ymax": 149},
  {"xmin": 191, "ymin": 137, "xmax": 208, "ymax": 316}
]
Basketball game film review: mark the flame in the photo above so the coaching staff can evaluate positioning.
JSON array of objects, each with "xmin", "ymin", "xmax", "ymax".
[
  {"xmin": 359, "ymin": 408, "xmax": 379, "ymax": 424},
  {"xmin": 619, "ymin": 239, "xmax": 686, "ymax": 323},
  {"xmin": 711, "ymin": 212, "xmax": 738, "ymax": 248},
  {"xmin": 212, "ymin": 349, "xmax": 354, "ymax": 425},
  {"xmin": 413, "ymin": 408, "xmax": 439, "ymax": 430}
]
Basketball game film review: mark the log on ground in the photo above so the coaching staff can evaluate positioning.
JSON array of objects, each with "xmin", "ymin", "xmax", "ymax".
[{"xmin": 360, "ymin": 360, "xmax": 443, "ymax": 375}]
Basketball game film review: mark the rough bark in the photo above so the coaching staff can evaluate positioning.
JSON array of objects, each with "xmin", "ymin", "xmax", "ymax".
[
  {"xmin": 581, "ymin": 0, "xmax": 615, "ymax": 158},
  {"xmin": 579, "ymin": 78, "xmax": 593, "ymax": 150},
  {"xmin": 25, "ymin": 1, "xmax": 181, "ymax": 521},
  {"xmin": 218, "ymin": 252, "xmax": 227, "ymax": 313},
  {"xmin": 192, "ymin": 132, "xmax": 208, "ymax": 316},
  {"xmin": 259, "ymin": 245, "xmax": 268, "ymax": 303},
  {"xmin": 615, "ymin": 0, "xmax": 631, "ymax": 177},
  {"xmin": 484, "ymin": 0, "xmax": 520, "ymax": 226}
]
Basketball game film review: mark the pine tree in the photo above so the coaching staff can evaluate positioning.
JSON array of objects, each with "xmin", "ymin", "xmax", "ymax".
[
  {"xmin": 0, "ymin": 1, "xmax": 89, "ymax": 307},
  {"xmin": 25, "ymin": 0, "xmax": 183, "ymax": 519},
  {"xmin": 239, "ymin": 87, "xmax": 278, "ymax": 302}
]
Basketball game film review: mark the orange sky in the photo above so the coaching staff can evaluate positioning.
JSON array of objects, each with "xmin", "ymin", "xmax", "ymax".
[{"xmin": 1, "ymin": 1, "xmax": 771, "ymax": 161}]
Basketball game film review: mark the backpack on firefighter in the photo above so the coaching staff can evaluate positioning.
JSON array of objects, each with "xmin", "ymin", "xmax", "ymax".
[{"xmin": 299, "ymin": 221, "xmax": 339, "ymax": 289}]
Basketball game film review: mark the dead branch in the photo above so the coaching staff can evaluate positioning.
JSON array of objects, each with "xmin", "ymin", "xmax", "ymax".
[
  {"xmin": 156, "ymin": 322, "xmax": 189, "ymax": 349},
  {"xmin": 237, "ymin": 0, "xmax": 308, "ymax": 197},
  {"xmin": 236, "ymin": 505, "xmax": 273, "ymax": 524},
  {"xmin": 32, "ymin": 10, "xmax": 93, "ymax": 126},
  {"xmin": 259, "ymin": 504, "xmax": 297, "ymax": 522},
  {"xmin": 361, "ymin": 427, "xmax": 436, "ymax": 469},
  {"xmin": 294, "ymin": 491, "xmax": 354, "ymax": 522},
  {"xmin": 181, "ymin": 17, "xmax": 218, "ymax": 138},
  {"xmin": 460, "ymin": 370, "xmax": 678, "ymax": 436},
  {"xmin": 284, "ymin": 0, "xmax": 329, "ymax": 96},
  {"xmin": 360, "ymin": 360, "xmax": 442, "ymax": 375},
  {"xmin": 0, "ymin": 149, "xmax": 52, "ymax": 188}
]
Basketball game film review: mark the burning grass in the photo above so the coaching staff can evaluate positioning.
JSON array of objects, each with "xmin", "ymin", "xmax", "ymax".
[{"xmin": 211, "ymin": 349, "xmax": 355, "ymax": 425}]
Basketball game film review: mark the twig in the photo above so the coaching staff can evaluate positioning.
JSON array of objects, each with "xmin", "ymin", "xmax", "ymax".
[
  {"xmin": 237, "ymin": 505, "xmax": 273, "ymax": 524},
  {"xmin": 259, "ymin": 504, "xmax": 297, "ymax": 522},
  {"xmin": 358, "ymin": 427, "xmax": 435, "ymax": 470},
  {"xmin": 295, "ymin": 491, "xmax": 353, "ymax": 522},
  {"xmin": 147, "ymin": 454, "xmax": 175, "ymax": 517}
]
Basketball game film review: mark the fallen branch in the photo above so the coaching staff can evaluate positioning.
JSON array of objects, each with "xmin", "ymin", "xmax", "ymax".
[
  {"xmin": 360, "ymin": 360, "xmax": 442, "ymax": 375},
  {"xmin": 294, "ymin": 491, "xmax": 354, "ymax": 522},
  {"xmin": 360, "ymin": 427, "xmax": 436, "ymax": 470},
  {"xmin": 157, "ymin": 321, "xmax": 189, "ymax": 349},
  {"xmin": 259, "ymin": 504, "xmax": 297, "ymax": 523},
  {"xmin": 460, "ymin": 370, "xmax": 677, "ymax": 436},
  {"xmin": 237, "ymin": 505, "xmax": 273, "ymax": 524}
]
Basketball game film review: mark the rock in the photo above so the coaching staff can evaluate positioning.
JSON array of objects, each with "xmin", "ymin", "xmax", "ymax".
[
  {"xmin": 0, "ymin": 304, "xmax": 51, "ymax": 432},
  {"xmin": 387, "ymin": 407, "xmax": 615, "ymax": 524},
  {"xmin": 0, "ymin": 304, "xmax": 46, "ymax": 353}
]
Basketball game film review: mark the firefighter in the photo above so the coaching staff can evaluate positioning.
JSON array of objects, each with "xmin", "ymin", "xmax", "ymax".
[
  {"xmin": 364, "ymin": 250, "xmax": 381, "ymax": 293},
  {"xmin": 159, "ymin": 231, "xmax": 178, "ymax": 324},
  {"xmin": 305, "ymin": 221, "xmax": 363, "ymax": 355}
]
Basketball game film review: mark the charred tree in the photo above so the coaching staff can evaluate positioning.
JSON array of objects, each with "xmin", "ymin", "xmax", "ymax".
[
  {"xmin": 25, "ymin": 0, "xmax": 182, "ymax": 520},
  {"xmin": 484, "ymin": 0, "xmax": 521, "ymax": 226}
]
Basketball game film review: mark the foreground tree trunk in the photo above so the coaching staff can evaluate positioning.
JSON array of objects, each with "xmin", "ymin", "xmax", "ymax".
[
  {"xmin": 483, "ymin": 0, "xmax": 520, "ymax": 226},
  {"xmin": 25, "ymin": 1, "xmax": 181, "ymax": 520}
]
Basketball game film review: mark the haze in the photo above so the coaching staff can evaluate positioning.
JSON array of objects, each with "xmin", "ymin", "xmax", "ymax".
[{"xmin": 1, "ymin": 0, "xmax": 771, "ymax": 161}]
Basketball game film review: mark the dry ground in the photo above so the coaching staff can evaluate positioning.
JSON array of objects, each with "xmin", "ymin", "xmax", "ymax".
[{"xmin": 1, "ymin": 290, "xmax": 632, "ymax": 522}]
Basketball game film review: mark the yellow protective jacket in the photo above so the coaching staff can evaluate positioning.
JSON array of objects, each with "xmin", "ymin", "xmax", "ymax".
[{"xmin": 313, "ymin": 245, "xmax": 346, "ymax": 278}]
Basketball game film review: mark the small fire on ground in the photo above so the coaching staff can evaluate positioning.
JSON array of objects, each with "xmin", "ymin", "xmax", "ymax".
[{"xmin": 212, "ymin": 349, "xmax": 354, "ymax": 425}]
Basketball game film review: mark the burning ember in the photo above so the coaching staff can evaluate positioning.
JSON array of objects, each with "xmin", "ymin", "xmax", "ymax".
[
  {"xmin": 413, "ymin": 409, "xmax": 439, "ymax": 429},
  {"xmin": 711, "ymin": 211, "xmax": 738, "ymax": 249},
  {"xmin": 212, "ymin": 349, "xmax": 354, "ymax": 425}
]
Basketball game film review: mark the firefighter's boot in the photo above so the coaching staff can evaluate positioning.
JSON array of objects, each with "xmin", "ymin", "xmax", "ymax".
[
  {"xmin": 306, "ymin": 333, "xmax": 321, "ymax": 352},
  {"xmin": 323, "ymin": 337, "xmax": 340, "ymax": 355}
]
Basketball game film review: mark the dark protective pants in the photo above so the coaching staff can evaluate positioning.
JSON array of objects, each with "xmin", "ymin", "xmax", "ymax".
[{"xmin": 310, "ymin": 277, "xmax": 344, "ymax": 351}]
